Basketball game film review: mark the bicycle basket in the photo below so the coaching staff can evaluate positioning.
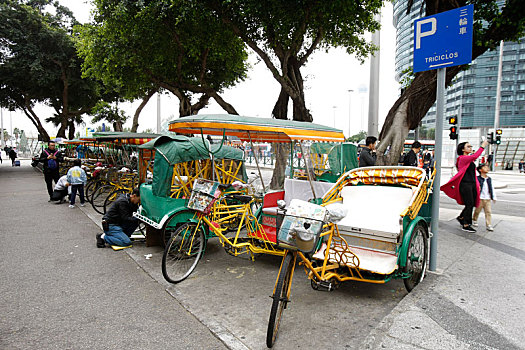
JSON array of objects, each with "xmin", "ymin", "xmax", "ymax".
[
  {"xmin": 186, "ymin": 178, "xmax": 222, "ymax": 214},
  {"xmin": 277, "ymin": 199, "xmax": 327, "ymax": 253}
]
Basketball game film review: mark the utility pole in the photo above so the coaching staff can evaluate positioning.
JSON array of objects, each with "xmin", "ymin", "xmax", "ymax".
[
  {"xmin": 332, "ymin": 106, "xmax": 337, "ymax": 128},
  {"xmin": 0, "ymin": 108, "xmax": 4, "ymax": 149},
  {"xmin": 157, "ymin": 93, "xmax": 161, "ymax": 133},
  {"xmin": 367, "ymin": 13, "xmax": 381, "ymax": 138},
  {"xmin": 347, "ymin": 89, "xmax": 354, "ymax": 138},
  {"xmin": 492, "ymin": 40, "xmax": 503, "ymax": 171}
]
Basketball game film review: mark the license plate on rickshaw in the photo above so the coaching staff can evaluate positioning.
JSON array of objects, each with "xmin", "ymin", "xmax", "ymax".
[{"xmin": 187, "ymin": 179, "xmax": 221, "ymax": 214}]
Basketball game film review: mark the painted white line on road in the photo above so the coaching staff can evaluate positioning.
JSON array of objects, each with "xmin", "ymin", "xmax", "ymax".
[{"xmin": 440, "ymin": 207, "xmax": 525, "ymax": 223}]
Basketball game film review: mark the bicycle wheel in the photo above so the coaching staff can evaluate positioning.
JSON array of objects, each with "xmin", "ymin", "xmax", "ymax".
[
  {"xmin": 91, "ymin": 185, "xmax": 113, "ymax": 215},
  {"xmin": 162, "ymin": 221, "xmax": 205, "ymax": 284},
  {"xmin": 403, "ymin": 223, "xmax": 428, "ymax": 292},
  {"xmin": 104, "ymin": 188, "xmax": 128, "ymax": 213},
  {"xmin": 267, "ymin": 252, "xmax": 294, "ymax": 348}
]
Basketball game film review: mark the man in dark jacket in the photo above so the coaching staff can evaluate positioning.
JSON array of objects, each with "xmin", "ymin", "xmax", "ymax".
[
  {"xmin": 403, "ymin": 141, "xmax": 421, "ymax": 167},
  {"xmin": 97, "ymin": 188, "xmax": 140, "ymax": 248},
  {"xmin": 359, "ymin": 136, "xmax": 377, "ymax": 167},
  {"xmin": 39, "ymin": 141, "xmax": 64, "ymax": 201},
  {"xmin": 9, "ymin": 148, "xmax": 17, "ymax": 166}
]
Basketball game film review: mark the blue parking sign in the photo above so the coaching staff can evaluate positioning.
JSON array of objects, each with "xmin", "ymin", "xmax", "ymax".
[{"xmin": 413, "ymin": 5, "xmax": 473, "ymax": 73}]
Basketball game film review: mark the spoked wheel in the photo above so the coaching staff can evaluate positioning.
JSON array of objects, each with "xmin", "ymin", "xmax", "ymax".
[
  {"xmin": 267, "ymin": 252, "xmax": 295, "ymax": 348},
  {"xmin": 403, "ymin": 223, "xmax": 428, "ymax": 292},
  {"xmin": 103, "ymin": 188, "xmax": 128, "ymax": 214},
  {"xmin": 91, "ymin": 185, "xmax": 113, "ymax": 214},
  {"xmin": 162, "ymin": 222, "xmax": 206, "ymax": 284}
]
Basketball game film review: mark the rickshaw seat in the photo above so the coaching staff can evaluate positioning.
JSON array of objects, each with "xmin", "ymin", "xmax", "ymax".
[
  {"xmin": 335, "ymin": 185, "xmax": 414, "ymax": 239},
  {"xmin": 262, "ymin": 178, "xmax": 333, "ymax": 215}
]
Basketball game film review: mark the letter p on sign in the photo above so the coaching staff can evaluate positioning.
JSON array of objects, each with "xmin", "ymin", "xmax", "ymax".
[{"xmin": 416, "ymin": 18, "xmax": 437, "ymax": 49}]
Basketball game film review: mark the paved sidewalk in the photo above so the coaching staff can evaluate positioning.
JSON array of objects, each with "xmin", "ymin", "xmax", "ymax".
[
  {"xmin": 0, "ymin": 161, "xmax": 227, "ymax": 350},
  {"xmin": 363, "ymin": 213, "xmax": 525, "ymax": 349}
]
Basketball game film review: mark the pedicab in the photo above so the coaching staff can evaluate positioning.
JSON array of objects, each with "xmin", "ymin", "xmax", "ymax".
[
  {"xmin": 158, "ymin": 114, "xmax": 356, "ymax": 283},
  {"xmin": 133, "ymin": 134, "xmax": 249, "ymax": 247},
  {"xmin": 86, "ymin": 132, "xmax": 158, "ymax": 214},
  {"xmin": 266, "ymin": 166, "xmax": 435, "ymax": 347}
]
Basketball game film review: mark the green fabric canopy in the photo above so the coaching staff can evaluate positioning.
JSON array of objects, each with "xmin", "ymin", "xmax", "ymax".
[{"xmin": 141, "ymin": 135, "xmax": 246, "ymax": 197}]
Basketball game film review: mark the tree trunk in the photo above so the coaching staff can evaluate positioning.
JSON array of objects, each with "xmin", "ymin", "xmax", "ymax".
[
  {"xmin": 376, "ymin": 66, "xmax": 462, "ymax": 165},
  {"xmin": 208, "ymin": 90, "xmax": 238, "ymax": 115},
  {"xmin": 22, "ymin": 105, "xmax": 50, "ymax": 142},
  {"xmin": 376, "ymin": 99, "xmax": 410, "ymax": 165},
  {"xmin": 131, "ymin": 89, "xmax": 157, "ymax": 132},
  {"xmin": 56, "ymin": 119, "xmax": 68, "ymax": 138},
  {"xmin": 68, "ymin": 120, "xmax": 75, "ymax": 140},
  {"xmin": 113, "ymin": 121, "xmax": 123, "ymax": 132},
  {"xmin": 179, "ymin": 94, "xmax": 193, "ymax": 117},
  {"xmin": 288, "ymin": 58, "xmax": 312, "ymax": 122},
  {"xmin": 269, "ymin": 87, "xmax": 290, "ymax": 189}
]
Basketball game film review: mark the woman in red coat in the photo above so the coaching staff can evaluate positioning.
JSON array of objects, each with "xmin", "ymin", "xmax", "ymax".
[{"xmin": 441, "ymin": 140, "xmax": 489, "ymax": 232}]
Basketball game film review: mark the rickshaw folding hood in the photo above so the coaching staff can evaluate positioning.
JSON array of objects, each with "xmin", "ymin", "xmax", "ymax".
[
  {"xmin": 142, "ymin": 134, "xmax": 245, "ymax": 197},
  {"xmin": 168, "ymin": 114, "xmax": 345, "ymax": 143}
]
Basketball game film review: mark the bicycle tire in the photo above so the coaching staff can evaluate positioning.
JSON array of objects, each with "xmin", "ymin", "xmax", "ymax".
[
  {"xmin": 162, "ymin": 222, "xmax": 205, "ymax": 284},
  {"xmin": 403, "ymin": 223, "xmax": 428, "ymax": 292},
  {"xmin": 103, "ymin": 188, "xmax": 128, "ymax": 214},
  {"xmin": 266, "ymin": 252, "xmax": 294, "ymax": 348},
  {"xmin": 91, "ymin": 185, "xmax": 113, "ymax": 215}
]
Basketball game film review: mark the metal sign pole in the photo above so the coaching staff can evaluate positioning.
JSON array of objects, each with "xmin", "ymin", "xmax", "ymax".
[{"xmin": 430, "ymin": 68, "xmax": 445, "ymax": 271}]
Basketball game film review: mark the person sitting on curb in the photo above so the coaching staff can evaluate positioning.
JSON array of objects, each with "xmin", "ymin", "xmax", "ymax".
[
  {"xmin": 473, "ymin": 163, "xmax": 497, "ymax": 232},
  {"xmin": 97, "ymin": 188, "xmax": 140, "ymax": 248},
  {"xmin": 50, "ymin": 175, "xmax": 70, "ymax": 203}
]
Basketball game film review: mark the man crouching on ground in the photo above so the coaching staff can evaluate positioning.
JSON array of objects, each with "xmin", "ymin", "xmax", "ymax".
[{"xmin": 97, "ymin": 188, "xmax": 140, "ymax": 248}]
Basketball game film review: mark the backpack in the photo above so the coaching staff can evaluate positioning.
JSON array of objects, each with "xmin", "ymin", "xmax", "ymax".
[{"xmin": 44, "ymin": 150, "xmax": 59, "ymax": 169}]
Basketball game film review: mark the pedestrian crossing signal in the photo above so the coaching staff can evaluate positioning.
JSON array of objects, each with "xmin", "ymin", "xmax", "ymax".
[
  {"xmin": 487, "ymin": 132, "xmax": 494, "ymax": 144},
  {"xmin": 495, "ymin": 129, "xmax": 502, "ymax": 144},
  {"xmin": 449, "ymin": 126, "xmax": 458, "ymax": 140},
  {"xmin": 448, "ymin": 116, "xmax": 457, "ymax": 125}
]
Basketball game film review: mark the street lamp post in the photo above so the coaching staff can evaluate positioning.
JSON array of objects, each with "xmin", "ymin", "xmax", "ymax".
[
  {"xmin": 347, "ymin": 89, "xmax": 354, "ymax": 139},
  {"xmin": 332, "ymin": 106, "xmax": 337, "ymax": 128}
]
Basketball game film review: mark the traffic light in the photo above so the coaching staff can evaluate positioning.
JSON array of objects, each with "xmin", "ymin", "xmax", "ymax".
[
  {"xmin": 487, "ymin": 132, "xmax": 494, "ymax": 144},
  {"xmin": 495, "ymin": 129, "xmax": 502, "ymax": 145},
  {"xmin": 448, "ymin": 116, "xmax": 458, "ymax": 139}
]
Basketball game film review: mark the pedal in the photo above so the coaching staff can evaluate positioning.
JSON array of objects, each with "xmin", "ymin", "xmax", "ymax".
[{"xmin": 314, "ymin": 280, "xmax": 334, "ymax": 291}]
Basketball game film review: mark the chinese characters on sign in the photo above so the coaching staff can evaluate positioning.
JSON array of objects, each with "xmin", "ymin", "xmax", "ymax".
[{"xmin": 413, "ymin": 5, "xmax": 474, "ymax": 73}]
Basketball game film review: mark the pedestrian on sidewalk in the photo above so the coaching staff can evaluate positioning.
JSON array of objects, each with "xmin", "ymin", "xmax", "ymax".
[
  {"xmin": 9, "ymin": 148, "xmax": 17, "ymax": 166},
  {"xmin": 473, "ymin": 163, "xmax": 496, "ymax": 231},
  {"xmin": 66, "ymin": 159, "xmax": 87, "ymax": 208},
  {"xmin": 359, "ymin": 136, "xmax": 377, "ymax": 167},
  {"xmin": 403, "ymin": 141, "xmax": 421, "ymax": 167},
  {"xmin": 97, "ymin": 188, "xmax": 140, "ymax": 248},
  {"xmin": 50, "ymin": 174, "xmax": 70, "ymax": 203},
  {"xmin": 39, "ymin": 141, "xmax": 64, "ymax": 201},
  {"xmin": 441, "ymin": 140, "xmax": 489, "ymax": 233}
]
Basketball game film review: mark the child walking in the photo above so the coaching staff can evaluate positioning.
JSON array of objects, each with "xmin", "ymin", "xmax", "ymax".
[
  {"xmin": 473, "ymin": 163, "xmax": 496, "ymax": 231},
  {"xmin": 67, "ymin": 159, "xmax": 87, "ymax": 208}
]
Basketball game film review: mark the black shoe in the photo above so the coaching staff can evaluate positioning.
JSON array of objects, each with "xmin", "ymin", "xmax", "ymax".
[
  {"xmin": 96, "ymin": 233, "xmax": 105, "ymax": 248},
  {"xmin": 102, "ymin": 220, "xmax": 109, "ymax": 232},
  {"xmin": 456, "ymin": 216, "xmax": 464, "ymax": 226},
  {"xmin": 462, "ymin": 225, "xmax": 476, "ymax": 233}
]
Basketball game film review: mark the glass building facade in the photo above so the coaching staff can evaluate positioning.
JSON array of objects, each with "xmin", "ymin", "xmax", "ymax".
[{"xmin": 393, "ymin": 0, "xmax": 525, "ymax": 129}]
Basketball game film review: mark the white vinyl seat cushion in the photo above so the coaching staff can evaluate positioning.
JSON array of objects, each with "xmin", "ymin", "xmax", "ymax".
[{"xmin": 330, "ymin": 185, "xmax": 415, "ymax": 238}]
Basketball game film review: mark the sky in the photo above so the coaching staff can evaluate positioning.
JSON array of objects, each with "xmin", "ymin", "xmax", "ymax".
[{"xmin": 1, "ymin": 0, "xmax": 401, "ymax": 140}]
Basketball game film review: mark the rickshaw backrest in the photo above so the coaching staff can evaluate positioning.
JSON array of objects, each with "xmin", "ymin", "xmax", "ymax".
[
  {"xmin": 332, "ymin": 184, "xmax": 416, "ymax": 253},
  {"xmin": 262, "ymin": 178, "xmax": 333, "ymax": 215}
]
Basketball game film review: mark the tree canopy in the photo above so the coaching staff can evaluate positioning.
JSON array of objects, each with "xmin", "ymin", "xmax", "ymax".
[
  {"xmin": 205, "ymin": 0, "xmax": 383, "ymax": 122},
  {"xmin": 0, "ymin": 0, "xmax": 106, "ymax": 140},
  {"xmin": 77, "ymin": 0, "xmax": 250, "ymax": 118}
]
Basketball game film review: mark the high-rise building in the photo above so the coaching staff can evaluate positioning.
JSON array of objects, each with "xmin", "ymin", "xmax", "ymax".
[{"xmin": 393, "ymin": 0, "xmax": 525, "ymax": 130}]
